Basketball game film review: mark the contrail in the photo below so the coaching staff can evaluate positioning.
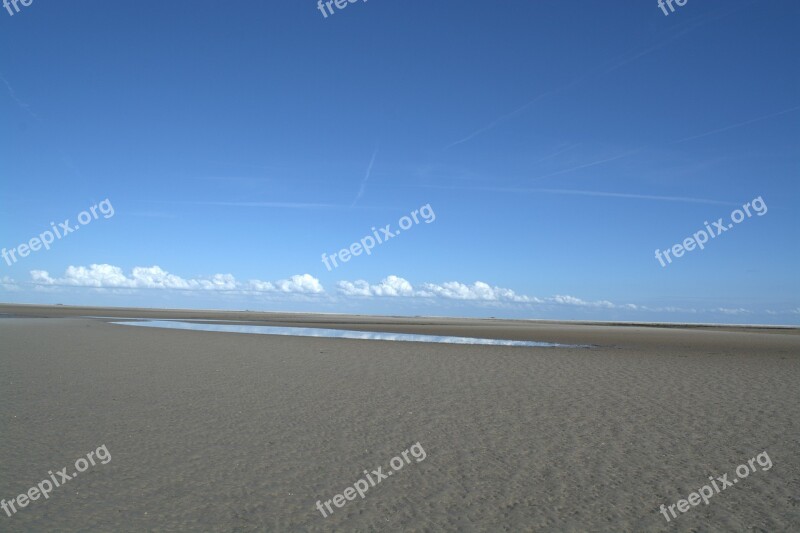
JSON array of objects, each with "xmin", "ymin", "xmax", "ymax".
[
  {"xmin": 414, "ymin": 183, "xmax": 737, "ymax": 206},
  {"xmin": 527, "ymin": 148, "xmax": 643, "ymax": 183},
  {"xmin": 186, "ymin": 201, "xmax": 346, "ymax": 209},
  {"xmin": 0, "ymin": 74, "xmax": 40, "ymax": 121},
  {"xmin": 170, "ymin": 200, "xmax": 387, "ymax": 210},
  {"xmin": 441, "ymin": 0, "xmax": 756, "ymax": 153},
  {"xmin": 671, "ymin": 105, "xmax": 800, "ymax": 144},
  {"xmin": 442, "ymin": 19, "xmax": 712, "ymax": 151},
  {"xmin": 534, "ymin": 143, "xmax": 581, "ymax": 163},
  {"xmin": 530, "ymin": 188, "xmax": 738, "ymax": 206},
  {"xmin": 443, "ymin": 91, "xmax": 552, "ymax": 150},
  {"xmin": 352, "ymin": 147, "xmax": 378, "ymax": 206}
]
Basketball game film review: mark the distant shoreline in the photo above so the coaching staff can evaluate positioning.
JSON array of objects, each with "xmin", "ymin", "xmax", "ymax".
[{"xmin": 0, "ymin": 302, "xmax": 797, "ymax": 331}]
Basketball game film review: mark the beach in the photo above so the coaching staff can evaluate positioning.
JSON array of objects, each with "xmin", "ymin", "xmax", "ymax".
[{"xmin": 1, "ymin": 304, "xmax": 798, "ymax": 531}]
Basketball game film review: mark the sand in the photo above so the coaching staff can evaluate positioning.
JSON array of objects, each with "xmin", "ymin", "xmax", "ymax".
[{"xmin": 0, "ymin": 303, "xmax": 798, "ymax": 531}]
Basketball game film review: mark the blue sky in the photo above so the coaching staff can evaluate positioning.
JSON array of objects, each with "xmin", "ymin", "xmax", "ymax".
[{"xmin": 1, "ymin": 0, "xmax": 798, "ymax": 324}]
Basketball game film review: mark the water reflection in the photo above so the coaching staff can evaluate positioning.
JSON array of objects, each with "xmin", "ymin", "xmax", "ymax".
[{"xmin": 111, "ymin": 320, "xmax": 580, "ymax": 348}]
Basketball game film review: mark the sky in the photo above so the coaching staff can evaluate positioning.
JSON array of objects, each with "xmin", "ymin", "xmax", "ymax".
[{"xmin": 1, "ymin": 0, "xmax": 798, "ymax": 324}]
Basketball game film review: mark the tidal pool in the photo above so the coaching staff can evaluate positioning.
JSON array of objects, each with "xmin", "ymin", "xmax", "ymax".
[{"xmin": 111, "ymin": 320, "xmax": 582, "ymax": 348}]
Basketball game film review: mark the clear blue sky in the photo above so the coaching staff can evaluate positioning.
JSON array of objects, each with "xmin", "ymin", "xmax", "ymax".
[{"xmin": 1, "ymin": 0, "xmax": 798, "ymax": 324}]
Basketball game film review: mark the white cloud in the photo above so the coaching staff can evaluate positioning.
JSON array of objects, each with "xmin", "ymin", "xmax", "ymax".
[
  {"xmin": 272, "ymin": 274, "xmax": 324, "ymax": 294},
  {"xmin": 371, "ymin": 275, "xmax": 416, "ymax": 297},
  {"xmin": 1, "ymin": 276, "xmax": 19, "ymax": 291},
  {"xmin": 337, "ymin": 277, "xmax": 531, "ymax": 301},
  {"xmin": 336, "ymin": 276, "xmax": 636, "ymax": 308},
  {"xmin": 66, "ymin": 264, "xmax": 134, "ymax": 288},
  {"xmin": 337, "ymin": 276, "xmax": 417, "ymax": 297},
  {"xmin": 30, "ymin": 270, "xmax": 55, "ymax": 285},
  {"xmin": 246, "ymin": 280, "xmax": 276, "ymax": 292},
  {"xmin": 337, "ymin": 280, "xmax": 373, "ymax": 297},
  {"xmin": 29, "ymin": 264, "xmax": 324, "ymax": 295},
  {"xmin": 421, "ymin": 280, "xmax": 535, "ymax": 303},
  {"xmin": 550, "ymin": 294, "xmax": 615, "ymax": 308},
  {"xmin": 713, "ymin": 307, "xmax": 750, "ymax": 315},
  {"xmin": 652, "ymin": 306, "xmax": 698, "ymax": 313},
  {"xmin": 21, "ymin": 267, "xmax": 771, "ymax": 318}
]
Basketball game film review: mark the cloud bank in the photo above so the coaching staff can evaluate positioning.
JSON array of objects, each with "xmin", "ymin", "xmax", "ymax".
[
  {"xmin": 3, "ymin": 266, "xmax": 795, "ymax": 320},
  {"xmin": 336, "ymin": 276, "xmax": 625, "ymax": 308},
  {"xmin": 29, "ymin": 264, "xmax": 324, "ymax": 295}
]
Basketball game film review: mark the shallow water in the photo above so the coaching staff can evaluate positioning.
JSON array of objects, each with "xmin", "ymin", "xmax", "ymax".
[{"xmin": 111, "ymin": 320, "xmax": 581, "ymax": 347}]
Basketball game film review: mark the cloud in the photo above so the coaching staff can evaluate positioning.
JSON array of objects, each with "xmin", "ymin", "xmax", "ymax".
[
  {"xmin": 20, "ymin": 268, "xmax": 780, "ymax": 319},
  {"xmin": 420, "ymin": 281, "xmax": 535, "ymax": 303},
  {"xmin": 272, "ymin": 274, "xmax": 324, "ymax": 294},
  {"xmin": 337, "ymin": 277, "xmax": 531, "ymax": 302},
  {"xmin": 333, "ymin": 277, "xmax": 770, "ymax": 317},
  {"xmin": 550, "ymin": 295, "xmax": 615, "ymax": 308},
  {"xmin": 29, "ymin": 264, "xmax": 324, "ymax": 295},
  {"xmin": 337, "ymin": 276, "xmax": 417, "ymax": 297},
  {"xmin": 713, "ymin": 307, "xmax": 751, "ymax": 315},
  {"xmin": 337, "ymin": 276, "xmax": 633, "ymax": 308},
  {"xmin": 1, "ymin": 276, "xmax": 19, "ymax": 291}
]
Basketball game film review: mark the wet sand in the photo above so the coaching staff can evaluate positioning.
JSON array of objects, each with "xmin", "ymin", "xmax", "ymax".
[{"xmin": 1, "ymin": 304, "xmax": 798, "ymax": 531}]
